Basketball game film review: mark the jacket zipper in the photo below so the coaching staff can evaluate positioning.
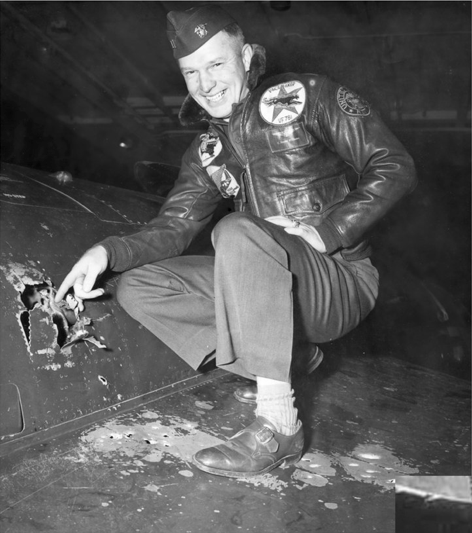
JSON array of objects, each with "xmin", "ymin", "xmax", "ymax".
[{"xmin": 238, "ymin": 98, "xmax": 260, "ymax": 217}]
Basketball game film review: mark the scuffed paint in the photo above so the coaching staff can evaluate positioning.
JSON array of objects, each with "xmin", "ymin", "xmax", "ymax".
[
  {"xmin": 77, "ymin": 409, "xmax": 418, "ymax": 494},
  {"xmin": 80, "ymin": 414, "xmax": 223, "ymax": 464},
  {"xmin": 324, "ymin": 502, "xmax": 338, "ymax": 509}
]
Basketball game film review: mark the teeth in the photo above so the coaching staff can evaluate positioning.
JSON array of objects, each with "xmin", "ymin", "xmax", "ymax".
[{"xmin": 206, "ymin": 90, "xmax": 225, "ymax": 102}]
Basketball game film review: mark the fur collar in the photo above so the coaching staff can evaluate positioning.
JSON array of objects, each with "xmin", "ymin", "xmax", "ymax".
[{"xmin": 178, "ymin": 44, "xmax": 266, "ymax": 126}]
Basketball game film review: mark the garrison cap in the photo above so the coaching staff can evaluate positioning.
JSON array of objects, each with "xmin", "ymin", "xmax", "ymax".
[{"xmin": 166, "ymin": 5, "xmax": 236, "ymax": 59}]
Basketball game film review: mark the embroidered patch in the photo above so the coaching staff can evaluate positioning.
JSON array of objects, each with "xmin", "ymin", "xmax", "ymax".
[
  {"xmin": 260, "ymin": 81, "xmax": 306, "ymax": 125},
  {"xmin": 199, "ymin": 132, "xmax": 222, "ymax": 167},
  {"xmin": 337, "ymin": 87, "xmax": 370, "ymax": 117},
  {"xmin": 207, "ymin": 164, "xmax": 240, "ymax": 198}
]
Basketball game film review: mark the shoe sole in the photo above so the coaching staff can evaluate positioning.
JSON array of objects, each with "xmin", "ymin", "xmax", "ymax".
[{"xmin": 192, "ymin": 451, "xmax": 303, "ymax": 478}]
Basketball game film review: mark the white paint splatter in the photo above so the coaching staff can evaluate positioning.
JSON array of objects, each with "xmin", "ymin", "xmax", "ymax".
[
  {"xmin": 178, "ymin": 470, "xmax": 194, "ymax": 477},
  {"xmin": 141, "ymin": 411, "xmax": 159, "ymax": 419}
]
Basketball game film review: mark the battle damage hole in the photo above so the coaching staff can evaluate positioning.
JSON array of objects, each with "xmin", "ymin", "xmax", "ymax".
[
  {"xmin": 19, "ymin": 282, "xmax": 51, "ymax": 346},
  {"xmin": 19, "ymin": 282, "xmax": 76, "ymax": 348}
]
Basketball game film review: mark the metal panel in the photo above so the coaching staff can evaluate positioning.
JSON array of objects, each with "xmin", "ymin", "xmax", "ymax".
[{"xmin": 0, "ymin": 162, "xmax": 209, "ymax": 452}]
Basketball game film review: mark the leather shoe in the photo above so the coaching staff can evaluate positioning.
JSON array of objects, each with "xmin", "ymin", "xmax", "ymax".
[
  {"xmin": 193, "ymin": 416, "xmax": 304, "ymax": 477},
  {"xmin": 234, "ymin": 345, "xmax": 324, "ymax": 404}
]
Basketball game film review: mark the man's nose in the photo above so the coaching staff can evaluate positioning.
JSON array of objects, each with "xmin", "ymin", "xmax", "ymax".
[{"xmin": 199, "ymin": 71, "xmax": 216, "ymax": 93}]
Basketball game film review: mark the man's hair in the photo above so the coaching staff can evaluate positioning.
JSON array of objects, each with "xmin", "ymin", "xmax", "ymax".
[{"xmin": 221, "ymin": 22, "xmax": 245, "ymax": 51}]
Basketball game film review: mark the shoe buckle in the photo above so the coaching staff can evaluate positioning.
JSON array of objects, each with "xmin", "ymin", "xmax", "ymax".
[{"xmin": 256, "ymin": 426, "xmax": 274, "ymax": 445}]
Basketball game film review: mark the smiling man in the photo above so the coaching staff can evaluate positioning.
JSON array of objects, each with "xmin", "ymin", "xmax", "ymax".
[{"xmin": 56, "ymin": 5, "xmax": 417, "ymax": 478}]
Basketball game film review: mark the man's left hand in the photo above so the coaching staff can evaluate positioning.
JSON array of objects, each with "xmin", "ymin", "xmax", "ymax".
[{"xmin": 265, "ymin": 215, "xmax": 327, "ymax": 253}]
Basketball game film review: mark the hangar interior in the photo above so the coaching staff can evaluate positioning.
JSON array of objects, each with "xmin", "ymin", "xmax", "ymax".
[{"xmin": 0, "ymin": 2, "xmax": 470, "ymax": 532}]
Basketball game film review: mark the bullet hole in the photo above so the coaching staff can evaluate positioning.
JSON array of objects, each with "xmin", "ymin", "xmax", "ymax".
[
  {"xmin": 18, "ymin": 282, "xmax": 76, "ymax": 348},
  {"xmin": 98, "ymin": 376, "xmax": 108, "ymax": 386},
  {"xmin": 144, "ymin": 439, "xmax": 151, "ymax": 444}
]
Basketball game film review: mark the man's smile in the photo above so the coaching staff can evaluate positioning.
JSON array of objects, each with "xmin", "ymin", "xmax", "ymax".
[{"xmin": 205, "ymin": 89, "xmax": 227, "ymax": 102}]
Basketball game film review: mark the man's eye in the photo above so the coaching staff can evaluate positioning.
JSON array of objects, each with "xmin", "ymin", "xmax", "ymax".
[{"xmin": 212, "ymin": 63, "xmax": 223, "ymax": 69}]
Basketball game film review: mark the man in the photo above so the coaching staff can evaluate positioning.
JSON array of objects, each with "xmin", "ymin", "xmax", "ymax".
[{"xmin": 56, "ymin": 5, "xmax": 417, "ymax": 478}]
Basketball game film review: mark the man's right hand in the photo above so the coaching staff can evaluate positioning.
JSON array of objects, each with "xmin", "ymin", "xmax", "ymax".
[{"xmin": 54, "ymin": 245, "xmax": 109, "ymax": 307}]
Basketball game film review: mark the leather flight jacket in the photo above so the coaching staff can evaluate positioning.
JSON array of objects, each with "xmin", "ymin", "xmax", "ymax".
[{"xmin": 101, "ymin": 45, "xmax": 417, "ymax": 272}]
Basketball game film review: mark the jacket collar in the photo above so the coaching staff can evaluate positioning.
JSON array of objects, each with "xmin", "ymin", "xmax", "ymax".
[{"xmin": 178, "ymin": 44, "xmax": 266, "ymax": 127}]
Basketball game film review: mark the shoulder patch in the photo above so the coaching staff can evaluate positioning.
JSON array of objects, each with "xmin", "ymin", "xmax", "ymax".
[
  {"xmin": 337, "ymin": 87, "xmax": 370, "ymax": 117},
  {"xmin": 260, "ymin": 80, "xmax": 306, "ymax": 125},
  {"xmin": 199, "ymin": 132, "xmax": 222, "ymax": 167}
]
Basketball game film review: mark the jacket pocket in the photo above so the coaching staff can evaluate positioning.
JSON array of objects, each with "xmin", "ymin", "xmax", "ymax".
[{"xmin": 278, "ymin": 174, "xmax": 349, "ymax": 226}]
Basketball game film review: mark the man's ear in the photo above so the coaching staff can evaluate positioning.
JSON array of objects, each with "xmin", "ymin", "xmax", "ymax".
[{"xmin": 242, "ymin": 43, "xmax": 254, "ymax": 72}]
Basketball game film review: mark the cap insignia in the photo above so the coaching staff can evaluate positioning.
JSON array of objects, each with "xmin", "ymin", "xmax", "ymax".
[{"xmin": 194, "ymin": 24, "xmax": 208, "ymax": 38}]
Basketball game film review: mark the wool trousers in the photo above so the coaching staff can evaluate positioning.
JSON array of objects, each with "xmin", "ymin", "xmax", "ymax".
[{"xmin": 117, "ymin": 212, "xmax": 379, "ymax": 382}]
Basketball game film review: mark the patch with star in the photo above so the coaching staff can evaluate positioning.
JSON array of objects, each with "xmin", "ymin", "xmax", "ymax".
[
  {"xmin": 337, "ymin": 87, "xmax": 371, "ymax": 117},
  {"xmin": 259, "ymin": 81, "xmax": 306, "ymax": 125}
]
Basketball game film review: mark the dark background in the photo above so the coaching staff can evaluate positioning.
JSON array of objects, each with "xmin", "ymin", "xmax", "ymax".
[{"xmin": 1, "ymin": 1, "xmax": 471, "ymax": 316}]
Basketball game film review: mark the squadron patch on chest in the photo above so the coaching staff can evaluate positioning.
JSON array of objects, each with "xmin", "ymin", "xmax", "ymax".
[
  {"xmin": 199, "ymin": 132, "xmax": 222, "ymax": 167},
  {"xmin": 260, "ymin": 81, "xmax": 306, "ymax": 125},
  {"xmin": 337, "ymin": 87, "xmax": 371, "ymax": 117}
]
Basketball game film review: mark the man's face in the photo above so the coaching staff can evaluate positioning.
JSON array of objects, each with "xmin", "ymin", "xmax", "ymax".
[{"xmin": 179, "ymin": 31, "xmax": 253, "ymax": 119}]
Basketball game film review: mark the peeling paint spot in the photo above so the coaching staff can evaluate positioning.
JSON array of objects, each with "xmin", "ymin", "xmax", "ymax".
[
  {"xmin": 334, "ymin": 443, "xmax": 419, "ymax": 491},
  {"xmin": 195, "ymin": 401, "xmax": 214, "ymax": 410},
  {"xmin": 42, "ymin": 363, "xmax": 61, "ymax": 371},
  {"xmin": 80, "ymin": 413, "xmax": 223, "ymax": 465},
  {"xmin": 297, "ymin": 451, "xmax": 336, "ymax": 477},
  {"xmin": 141, "ymin": 411, "xmax": 159, "ymax": 419},
  {"xmin": 37, "ymin": 348, "xmax": 56, "ymax": 356},
  {"xmin": 324, "ymin": 502, "xmax": 338, "ymax": 509},
  {"xmin": 236, "ymin": 473, "xmax": 288, "ymax": 493},
  {"xmin": 292, "ymin": 469, "xmax": 329, "ymax": 487},
  {"xmin": 143, "ymin": 483, "xmax": 160, "ymax": 493},
  {"xmin": 178, "ymin": 470, "xmax": 194, "ymax": 477}
]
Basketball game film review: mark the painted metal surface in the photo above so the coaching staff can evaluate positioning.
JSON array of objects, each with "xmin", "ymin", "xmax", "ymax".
[
  {"xmin": 0, "ymin": 162, "xmax": 213, "ymax": 452},
  {"xmin": 0, "ymin": 355, "xmax": 470, "ymax": 532}
]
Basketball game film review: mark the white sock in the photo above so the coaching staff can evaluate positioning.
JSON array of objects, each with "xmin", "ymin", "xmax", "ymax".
[{"xmin": 255, "ymin": 377, "xmax": 300, "ymax": 436}]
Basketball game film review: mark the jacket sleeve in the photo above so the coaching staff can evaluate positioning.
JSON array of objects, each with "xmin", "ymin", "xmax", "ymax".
[
  {"xmin": 312, "ymin": 77, "xmax": 418, "ymax": 253},
  {"xmin": 98, "ymin": 140, "xmax": 222, "ymax": 272}
]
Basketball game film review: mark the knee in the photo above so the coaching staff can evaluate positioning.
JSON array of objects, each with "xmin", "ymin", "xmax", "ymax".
[
  {"xmin": 116, "ymin": 270, "xmax": 137, "ymax": 313},
  {"xmin": 211, "ymin": 212, "xmax": 257, "ymax": 249}
]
